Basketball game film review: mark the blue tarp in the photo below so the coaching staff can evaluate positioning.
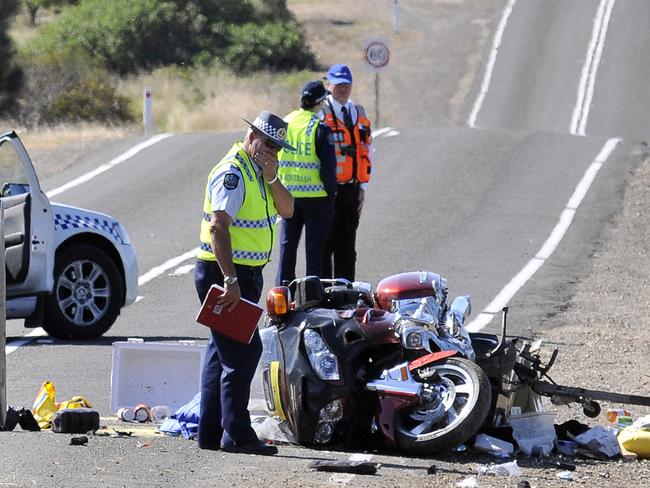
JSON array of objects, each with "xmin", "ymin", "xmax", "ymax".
[{"xmin": 158, "ymin": 392, "xmax": 201, "ymax": 440}]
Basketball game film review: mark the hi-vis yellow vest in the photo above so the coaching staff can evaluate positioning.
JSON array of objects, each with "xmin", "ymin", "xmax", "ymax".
[
  {"xmin": 277, "ymin": 109, "xmax": 327, "ymax": 198},
  {"xmin": 197, "ymin": 142, "xmax": 278, "ymax": 266}
]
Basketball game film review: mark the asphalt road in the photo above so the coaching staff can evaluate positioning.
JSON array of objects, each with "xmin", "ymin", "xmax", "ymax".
[{"xmin": 3, "ymin": 0, "xmax": 650, "ymax": 486}]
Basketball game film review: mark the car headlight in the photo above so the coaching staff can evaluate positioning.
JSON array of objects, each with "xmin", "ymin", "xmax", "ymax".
[{"xmin": 303, "ymin": 329, "xmax": 340, "ymax": 381}]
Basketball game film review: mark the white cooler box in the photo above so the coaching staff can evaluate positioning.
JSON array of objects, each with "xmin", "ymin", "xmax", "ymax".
[{"xmin": 110, "ymin": 341, "xmax": 207, "ymax": 414}]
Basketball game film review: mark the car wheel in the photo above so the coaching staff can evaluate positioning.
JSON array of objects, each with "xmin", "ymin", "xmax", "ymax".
[{"xmin": 43, "ymin": 244, "xmax": 123, "ymax": 340}]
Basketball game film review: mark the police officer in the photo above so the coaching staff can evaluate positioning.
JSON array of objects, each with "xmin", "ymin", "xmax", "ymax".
[
  {"xmin": 275, "ymin": 80, "xmax": 337, "ymax": 286},
  {"xmin": 194, "ymin": 111, "xmax": 294, "ymax": 455},
  {"xmin": 321, "ymin": 64, "xmax": 373, "ymax": 282}
]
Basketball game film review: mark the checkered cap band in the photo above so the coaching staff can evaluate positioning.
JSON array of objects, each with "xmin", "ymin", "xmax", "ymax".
[
  {"xmin": 254, "ymin": 118, "xmax": 286, "ymax": 141},
  {"xmin": 54, "ymin": 213, "xmax": 124, "ymax": 244}
]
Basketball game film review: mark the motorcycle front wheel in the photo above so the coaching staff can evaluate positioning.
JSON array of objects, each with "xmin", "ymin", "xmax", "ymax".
[{"xmin": 395, "ymin": 357, "xmax": 491, "ymax": 454}]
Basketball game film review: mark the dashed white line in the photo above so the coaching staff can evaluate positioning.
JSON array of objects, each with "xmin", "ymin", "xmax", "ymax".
[
  {"xmin": 467, "ymin": 137, "xmax": 621, "ymax": 332},
  {"xmin": 45, "ymin": 133, "xmax": 173, "ymax": 199}
]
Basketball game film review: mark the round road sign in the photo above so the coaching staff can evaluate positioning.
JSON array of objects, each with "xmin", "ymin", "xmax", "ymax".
[{"xmin": 364, "ymin": 40, "xmax": 390, "ymax": 70}]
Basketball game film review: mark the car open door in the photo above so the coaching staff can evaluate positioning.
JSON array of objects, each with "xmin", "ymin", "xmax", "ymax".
[{"xmin": 0, "ymin": 131, "xmax": 54, "ymax": 295}]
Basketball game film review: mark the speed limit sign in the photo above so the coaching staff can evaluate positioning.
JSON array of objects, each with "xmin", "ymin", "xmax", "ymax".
[{"xmin": 363, "ymin": 39, "xmax": 390, "ymax": 71}]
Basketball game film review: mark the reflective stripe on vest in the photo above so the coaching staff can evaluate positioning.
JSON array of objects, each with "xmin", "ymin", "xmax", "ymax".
[
  {"xmin": 197, "ymin": 141, "xmax": 277, "ymax": 266},
  {"xmin": 277, "ymin": 109, "xmax": 327, "ymax": 198},
  {"xmin": 321, "ymin": 103, "xmax": 372, "ymax": 184}
]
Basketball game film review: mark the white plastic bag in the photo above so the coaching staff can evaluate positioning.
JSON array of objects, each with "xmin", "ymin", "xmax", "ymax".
[{"xmin": 476, "ymin": 460, "xmax": 522, "ymax": 477}]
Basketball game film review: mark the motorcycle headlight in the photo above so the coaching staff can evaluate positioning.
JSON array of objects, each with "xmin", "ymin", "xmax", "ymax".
[
  {"xmin": 318, "ymin": 398, "xmax": 344, "ymax": 422},
  {"xmin": 405, "ymin": 331, "xmax": 423, "ymax": 349},
  {"xmin": 303, "ymin": 329, "xmax": 340, "ymax": 381}
]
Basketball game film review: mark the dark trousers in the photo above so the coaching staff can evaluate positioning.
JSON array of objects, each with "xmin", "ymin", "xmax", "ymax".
[
  {"xmin": 323, "ymin": 184, "xmax": 361, "ymax": 282},
  {"xmin": 194, "ymin": 259, "xmax": 264, "ymax": 449},
  {"xmin": 275, "ymin": 196, "xmax": 334, "ymax": 286}
]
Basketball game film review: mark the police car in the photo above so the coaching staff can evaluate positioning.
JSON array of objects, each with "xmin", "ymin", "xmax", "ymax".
[{"xmin": 1, "ymin": 131, "xmax": 138, "ymax": 340}]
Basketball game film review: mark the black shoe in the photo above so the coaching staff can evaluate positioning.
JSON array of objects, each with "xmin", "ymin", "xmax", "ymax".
[
  {"xmin": 17, "ymin": 408, "xmax": 41, "ymax": 431},
  {"xmin": 198, "ymin": 443, "xmax": 220, "ymax": 451},
  {"xmin": 220, "ymin": 439, "xmax": 278, "ymax": 455},
  {"xmin": 0, "ymin": 407, "xmax": 19, "ymax": 431}
]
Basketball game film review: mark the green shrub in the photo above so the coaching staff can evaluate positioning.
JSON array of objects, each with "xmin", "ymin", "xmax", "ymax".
[
  {"xmin": 11, "ymin": 52, "xmax": 134, "ymax": 126},
  {"xmin": 0, "ymin": 0, "xmax": 24, "ymax": 113},
  {"xmin": 223, "ymin": 22, "xmax": 317, "ymax": 75},
  {"xmin": 23, "ymin": 0, "xmax": 316, "ymax": 75}
]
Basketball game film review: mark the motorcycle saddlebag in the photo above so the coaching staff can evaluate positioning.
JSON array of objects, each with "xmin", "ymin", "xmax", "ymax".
[{"xmin": 52, "ymin": 408, "xmax": 100, "ymax": 433}]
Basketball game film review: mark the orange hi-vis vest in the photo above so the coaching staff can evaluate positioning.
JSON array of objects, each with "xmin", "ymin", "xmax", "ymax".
[{"xmin": 322, "ymin": 101, "xmax": 372, "ymax": 184}]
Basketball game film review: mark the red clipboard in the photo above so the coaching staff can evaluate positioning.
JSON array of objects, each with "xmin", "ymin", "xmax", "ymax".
[{"xmin": 196, "ymin": 285, "xmax": 264, "ymax": 344}]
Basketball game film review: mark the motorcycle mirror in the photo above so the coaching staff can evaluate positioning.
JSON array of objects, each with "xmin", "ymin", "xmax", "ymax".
[{"xmin": 267, "ymin": 286, "xmax": 290, "ymax": 318}]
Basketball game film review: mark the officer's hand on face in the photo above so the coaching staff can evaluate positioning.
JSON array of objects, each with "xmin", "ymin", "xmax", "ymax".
[
  {"xmin": 358, "ymin": 187, "xmax": 365, "ymax": 214},
  {"xmin": 219, "ymin": 282, "xmax": 241, "ymax": 311},
  {"xmin": 253, "ymin": 135, "xmax": 281, "ymax": 181}
]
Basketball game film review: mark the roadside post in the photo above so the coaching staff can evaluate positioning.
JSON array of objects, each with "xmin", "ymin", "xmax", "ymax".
[
  {"xmin": 1, "ymin": 201, "xmax": 6, "ymax": 428},
  {"xmin": 143, "ymin": 87, "xmax": 154, "ymax": 137},
  {"xmin": 393, "ymin": 0, "xmax": 400, "ymax": 33},
  {"xmin": 363, "ymin": 39, "xmax": 390, "ymax": 127}
]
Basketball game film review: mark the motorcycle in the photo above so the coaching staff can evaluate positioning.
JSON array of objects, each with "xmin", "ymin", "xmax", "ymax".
[
  {"xmin": 259, "ymin": 271, "xmax": 650, "ymax": 455},
  {"xmin": 259, "ymin": 271, "xmax": 513, "ymax": 454}
]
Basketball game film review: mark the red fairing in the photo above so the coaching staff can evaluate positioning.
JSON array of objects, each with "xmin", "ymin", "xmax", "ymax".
[
  {"xmin": 375, "ymin": 271, "xmax": 444, "ymax": 311},
  {"xmin": 408, "ymin": 350, "xmax": 457, "ymax": 371}
]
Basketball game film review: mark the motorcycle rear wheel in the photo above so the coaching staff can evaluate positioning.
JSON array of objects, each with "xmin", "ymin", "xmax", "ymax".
[{"xmin": 395, "ymin": 357, "xmax": 491, "ymax": 454}]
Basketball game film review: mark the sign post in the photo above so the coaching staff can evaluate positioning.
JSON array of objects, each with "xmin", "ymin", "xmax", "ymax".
[
  {"xmin": 363, "ymin": 39, "xmax": 390, "ymax": 128},
  {"xmin": 1, "ymin": 201, "xmax": 6, "ymax": 429}
]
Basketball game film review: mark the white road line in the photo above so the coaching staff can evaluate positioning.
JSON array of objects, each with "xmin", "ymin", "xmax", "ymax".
[
  {"xmin": 170, "ymin": 263, "xmax": 196, "ymax": 276},
  {"xmin": 5, "ymin": 328, "xmax": 47, "ymax": 354},
  {"xmin": 372, "ymin": 127, "xmax": 398, "ymax": 138},
  {"xmin": 467, "ymin": 137, "xmax": 621, "ymax": 332},
  {"xmin": 570, "ymin": 0, "xmax": 616, "ymax": 136},
  {"xmin": 467, "ymin": 0, "xmax": 517, "ymax": 128},
  {"xmin": 138, "ymin": 248, "xmax": 199, "ymax": 287},
  {"xmin": 45, "ymin": 133, "xmax": 173, "ymax": 199}
]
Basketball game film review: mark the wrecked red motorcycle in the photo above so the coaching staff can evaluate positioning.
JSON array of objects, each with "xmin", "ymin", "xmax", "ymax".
[{"xmin": 259, "ymin": 271, "xmax": 650, "ymax": 455}]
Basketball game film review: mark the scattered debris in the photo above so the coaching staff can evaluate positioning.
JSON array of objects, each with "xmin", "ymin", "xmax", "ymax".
[
  {"xmin": 575, "ymin": 425, "xmax": 620, "ymax": 458},
  {"xmin": 473, "ymin": 433, "xmax": 514, "ymax": 458},
  {"xmin": 476, "ymin": 460, "xmax": 522, "ymax": 477},
  {"xmin": 70, "ymin": 436, "xmax": 89, "ymax": 446},
  {"xmin": 308, "ymin": 460, "xmax": 380, "ymax": 475},
  {"xmin": 556, "ymin": 470, "xmax": 574, "ymax": 481},
  {"xmin": 456, "ymin": 475, "xmax": 480, "ymax": 487}
]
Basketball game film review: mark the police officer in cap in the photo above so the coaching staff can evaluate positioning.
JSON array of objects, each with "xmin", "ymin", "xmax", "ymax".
[
  {"xmin": 321, "ymin": 64, "xmax": 373, "ymax": 282},
  {"xmin": 195, "ymin": 111, "xmax": 294, "ymax": 455},
  {"xmin": 275, "ymin": 80, "xmax": 337, "ymax": 286}
]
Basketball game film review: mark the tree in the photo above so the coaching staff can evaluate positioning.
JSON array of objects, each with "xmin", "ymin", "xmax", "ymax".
[
  {"xmin": 23, "ymin": 0, "xmax": 78, "ymax": 26},
  {"xmin": 0, "ymin": 0, "xmax": 24, "ymax": 113}
]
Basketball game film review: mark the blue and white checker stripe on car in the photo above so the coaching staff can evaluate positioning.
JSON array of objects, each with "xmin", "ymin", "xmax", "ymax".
[{"xmin": 54, "ymin": 213, "xmax": 125, "ymax": 245}]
